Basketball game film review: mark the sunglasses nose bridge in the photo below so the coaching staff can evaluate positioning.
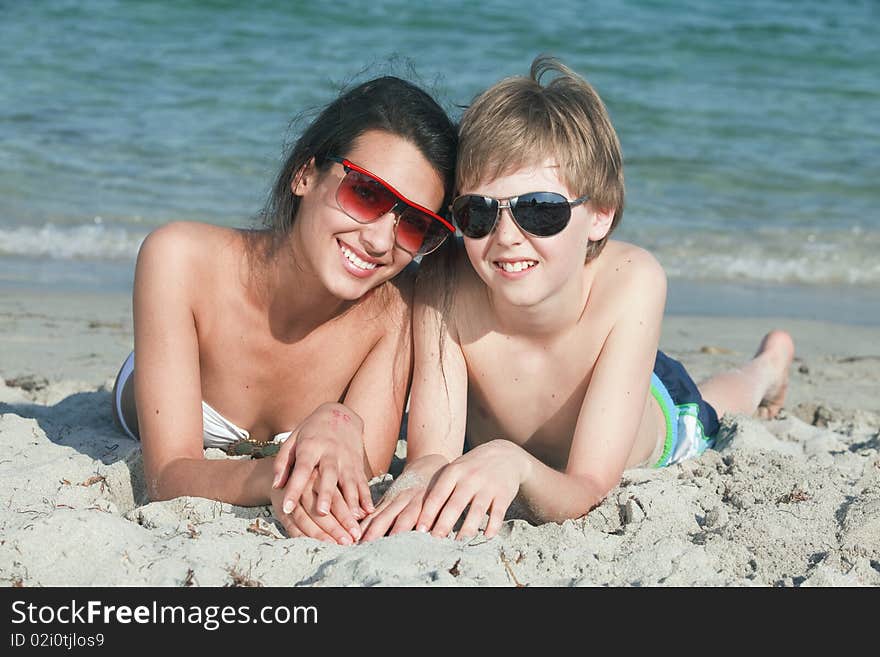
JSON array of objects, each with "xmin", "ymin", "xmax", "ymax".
[
  {"xmin": 357, "ymin": 206, "xmax": 400, "ymax": 256},
  {"xmin": 493, "ymin": 201, "xmax": 526, "ymax": 243}
]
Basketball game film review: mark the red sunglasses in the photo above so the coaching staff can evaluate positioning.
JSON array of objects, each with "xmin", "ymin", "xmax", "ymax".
[{"xmin": 326, "ymin": 156, "xmax": 453, "ymax": 256}]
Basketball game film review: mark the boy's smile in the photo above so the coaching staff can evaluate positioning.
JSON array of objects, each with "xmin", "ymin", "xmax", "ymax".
[{"xmin": 494, "ymin": 257, "xmax": 539, "ymax": 276}]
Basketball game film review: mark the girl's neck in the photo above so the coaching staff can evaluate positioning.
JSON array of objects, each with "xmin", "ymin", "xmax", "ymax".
[{"xmin": 251, "ymin": 230, "xmax": 353, "ymax": 343}]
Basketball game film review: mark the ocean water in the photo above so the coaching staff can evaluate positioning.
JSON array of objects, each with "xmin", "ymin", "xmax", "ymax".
[{"xmin": 1, "ymin": 1, "xmax": 878, "ymax": 321}]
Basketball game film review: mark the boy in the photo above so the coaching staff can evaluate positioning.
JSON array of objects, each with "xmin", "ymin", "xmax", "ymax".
[{"xmin": 360, "ymin": 56, "xmax": 794, "ymax": 541}]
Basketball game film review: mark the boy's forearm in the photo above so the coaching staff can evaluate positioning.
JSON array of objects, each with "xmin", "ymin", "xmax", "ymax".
[
  {"xmin": 148, "ymin": 455, "xmax": 276, "ymax": 506},
  {"xmin": 517, "ymin": 452, "xmax": 610, "ymax": 524}
]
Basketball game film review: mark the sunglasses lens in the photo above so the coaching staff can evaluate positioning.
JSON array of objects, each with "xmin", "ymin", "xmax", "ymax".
[
  {"xmin": 337, "ymin": 170, "xmax": 397, "ymax": 222},
  {"xmin": 512, "ymin": 192, "xmax": 572, "ymax": 236},
  {"xmin": 451, "ymin": 196, "xmax": 497, "ymax": 238},
  {"xmin": 395, "ymin": 208, "xmax": 449, "ymax": 255},
  {"xmin": 335, "ymin": 163, "xmax": 449, "ymax": 256}
]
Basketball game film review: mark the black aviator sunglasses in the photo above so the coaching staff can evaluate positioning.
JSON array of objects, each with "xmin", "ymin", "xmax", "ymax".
[{"xmin": 449, "ymin": 191, "xmax": 590, "ymax": 239}]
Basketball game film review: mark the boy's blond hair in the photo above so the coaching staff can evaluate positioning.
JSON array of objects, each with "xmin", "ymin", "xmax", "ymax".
[{"xmin": 457, "ymin": 55, "xmax": 624, "ymax": 260}]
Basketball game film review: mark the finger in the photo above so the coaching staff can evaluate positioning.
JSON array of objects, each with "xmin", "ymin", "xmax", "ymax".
[
  {"xmin": 307, "ymin": 500, "xmax": 355, "ymax": 546},
  {"xmin": 359, "ymin": 477, "xmax": 375, "ymax": 515},
  {"xmin": 415, "ymin": 471, "xmax": 457, "ymax": 533},
  {"xmin": 338, "ymin": 474, "xmax": 365, "ymax": 520},
  {"xmin": 389, "ymin": 497, "xmax": 426, "ymax": 536},
  {"xmin": 483, "ymin": 497, "xmax": 511, "ymax": 540},
  {"xmin": 358, "ymin": 513, "xmax": 374, "ymax": 537},
  {"xmin": 314, "ymin": 462, "xmax": 339, "ymax": 516},
  {"xmin": 361, "ymin": 495, "xmax": 410, "ymax": 542},
  {"xmin": 275, "ymin": 511, "xmax": 303, "ymax": 539},
  {"xmin": 456, "ymin": 495, "xmax": 489, "ymax": 541},
  {"xmin": 330, "ymin": 489, "xmax": 362, "ymax": 543},
  {"xmin": 430, "ymin": 489, "xmax": 472, "ymax": 539},
  {"xmin": 283, "ymin": 522, "xmax": 304, "ymax": 539},
  {"xmin": 290, "ymin": 505, "xmax": 336, "ymax": 543},
  {"xmin": 271, "ymin": 432, "xmax": 298, "ymax": 489},
  {"xmin": 280, "ymin": 452, "xmax": 319, "ymax": 515},
  {"xmin": 357, "ymin": 488, "xmax": 398, "ymax": 538}
]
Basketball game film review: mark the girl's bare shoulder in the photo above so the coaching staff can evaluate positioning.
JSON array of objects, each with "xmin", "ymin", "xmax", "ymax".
[
  {"xmin": 135, "ymin": 221, "xmax": 250, "ymax": 299},
  {"xmin": 139, "ymin": 221, "xmax": 243, "ymax": 261}
]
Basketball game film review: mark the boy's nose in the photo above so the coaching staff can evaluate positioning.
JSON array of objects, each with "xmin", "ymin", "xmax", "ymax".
[{"xmin": 493, "ymin": 207, "xmax": 525, "ymax": 246}]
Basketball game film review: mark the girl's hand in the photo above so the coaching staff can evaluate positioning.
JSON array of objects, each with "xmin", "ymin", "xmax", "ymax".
[
  {"xmin": 416, "ymin": 440, "xmax": 530, "ymax": 540},
  {"xmin": 270, "ymin": 470, "xmax": 362, "ymax": 544},
  {"xmin": 272, "ymin": 402, "xmax": 374, "ymax": 525},
  {"xmin": 358, "ymin": 454, "xmax": 449, "ymax": 542}
]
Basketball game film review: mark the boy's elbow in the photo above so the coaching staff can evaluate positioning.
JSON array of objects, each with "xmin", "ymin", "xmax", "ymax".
[{"xmin": 568, "ymin": 472, "xmax": 618, "ymax": 518}]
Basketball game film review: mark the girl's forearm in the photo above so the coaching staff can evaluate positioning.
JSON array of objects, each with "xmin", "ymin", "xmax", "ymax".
[{"xmin": 147, "ymin": 455, "xmax": 276, "ymax": 506}]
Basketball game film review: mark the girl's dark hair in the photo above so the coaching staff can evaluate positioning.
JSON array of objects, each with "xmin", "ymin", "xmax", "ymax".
[{"xmin": 260, "ymin": 76, "xmax": 457, "ymax": 244}]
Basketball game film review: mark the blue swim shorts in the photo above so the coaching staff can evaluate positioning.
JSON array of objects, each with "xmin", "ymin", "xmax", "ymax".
[{"xmin": 648, "ymin": 350, "xmax": 720, "ymax": 468}]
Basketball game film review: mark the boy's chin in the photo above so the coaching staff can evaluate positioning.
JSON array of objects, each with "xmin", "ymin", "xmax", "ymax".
[{"xmin": 486, "ymin": 283, "xmax": 546, "ymax": 308}]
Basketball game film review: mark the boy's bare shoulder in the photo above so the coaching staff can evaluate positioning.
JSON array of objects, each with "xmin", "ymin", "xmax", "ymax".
[{"xmin": 591, "ymin": 240, "xmax": 667, "ymax": 301}]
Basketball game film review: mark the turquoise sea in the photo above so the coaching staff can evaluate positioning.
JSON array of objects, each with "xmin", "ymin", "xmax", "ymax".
[{"xmin": 1, "ymin": 1, "xmax": 878, "ymax": 323}]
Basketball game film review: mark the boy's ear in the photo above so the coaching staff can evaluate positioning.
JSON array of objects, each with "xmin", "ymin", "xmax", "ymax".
[
  {"xmin": 587, "ymin": 206, "xmax": 615, "ymax": 242},
  {"xmin": 291, "ymin": 157, "xmax": 317, "ymax": 197}
]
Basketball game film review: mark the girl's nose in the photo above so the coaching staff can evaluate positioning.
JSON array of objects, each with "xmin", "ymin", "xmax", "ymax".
[{"xmin": 358, "ymin": 211, "xmax": 398, "ymax": 256}]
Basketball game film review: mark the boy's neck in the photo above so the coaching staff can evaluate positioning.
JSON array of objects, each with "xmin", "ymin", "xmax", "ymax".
[{"xmin": 486, "ymin": 266, "xmax": 591, "ymax": 340}]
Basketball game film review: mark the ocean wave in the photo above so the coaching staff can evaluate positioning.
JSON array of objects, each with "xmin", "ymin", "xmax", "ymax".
[
  {"xmin": 0, "ymin": 222, "xmax": 145, "ymax": 260},
  {"xmin": 643, "ymin": 227, "xmax": 880, "ymax": 285}
]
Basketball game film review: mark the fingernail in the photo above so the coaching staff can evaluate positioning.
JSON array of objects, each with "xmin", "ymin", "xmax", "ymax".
[
  {"xmin": 318, "ymin": 503, "xmax": 329, "ymax": 515},
  {"xmin": 416, "ymin": 524, "xmax": 428, "ymax": 533},
  {"xmin": 338, "ymin": 534, "xmax": 353, "ymax": 546},
  {"xmin": 352, "ymin": 508, "xmax": 365, "ymax": 519},
  {"xmin": 282, "ymin": 500, "xmax": 293, "ymax": 514},
  {"xmin": 272, "ymin": 474, "xmax": 281, "ymax": 488},
  {"xmin": 349, "ymin": 526, "xmax": 362, "ymax": 541}
]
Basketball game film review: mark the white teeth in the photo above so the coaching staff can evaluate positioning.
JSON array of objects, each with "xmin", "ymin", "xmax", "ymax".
[
  {"xmin": 340, "ymin": 243, "xmax": 378, "ymax": 270},
  {"xmin": 498, "ymin": 260, "xmax": 537, "ymax": 273}
]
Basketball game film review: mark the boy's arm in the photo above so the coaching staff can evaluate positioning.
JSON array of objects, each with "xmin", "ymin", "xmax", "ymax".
[
  {"xmin": 417, "ymin": 250, "xmax": 667, "ymax": 536},
  {"xmin": 359, "ymin": 263, "xmax": 469, "ymax": 540},
  {"xmin": 516, "ymin": 250, "xmax": 667, "ymax": 520}
]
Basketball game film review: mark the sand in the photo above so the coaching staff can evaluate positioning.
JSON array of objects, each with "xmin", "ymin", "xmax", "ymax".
[{"xmin": 1, "ymin": 290, "xmax": 878, "ymax": 587}]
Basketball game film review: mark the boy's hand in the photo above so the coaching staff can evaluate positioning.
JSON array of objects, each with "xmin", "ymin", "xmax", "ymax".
[
  {"xmin": 416, "ymin": 440, "xmax": 530, "ymax": 540},
  {"xmin": 358, "ymin": 454, "xmax": 449, "ymax": 542},
  {"xmin": 269, "ymin": 470, "xmax": 362, "ymax": 544},
  {"xmin": 272, "ymin": 402, "xmax": 374, "ymax": 523}
]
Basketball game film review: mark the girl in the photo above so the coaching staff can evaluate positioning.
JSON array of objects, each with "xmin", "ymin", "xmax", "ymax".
[{"xmin": 112, "ymin": 75, "xmax": 458, "ymax": 544}]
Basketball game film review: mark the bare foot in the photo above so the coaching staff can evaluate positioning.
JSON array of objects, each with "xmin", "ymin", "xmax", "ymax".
[{"xmin": 754, "ymin": 330, "xmax": 795, "ymax": 419}]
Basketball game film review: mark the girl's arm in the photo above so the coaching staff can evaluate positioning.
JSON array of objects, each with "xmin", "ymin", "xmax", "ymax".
[
  {"xmin": 134, "ymin": 223, "xmax": 278, "ymax": 505},
  {"xmin": 359, "ymin": 260, "xmax": 470, "ymax": 541},
  {"xmin": 272, "ymin": 268, "xmax": 421, "ymax": 536},
  {"xmin": 134, "ymin": 223, "xmax": 355, "ymax": 544}
]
